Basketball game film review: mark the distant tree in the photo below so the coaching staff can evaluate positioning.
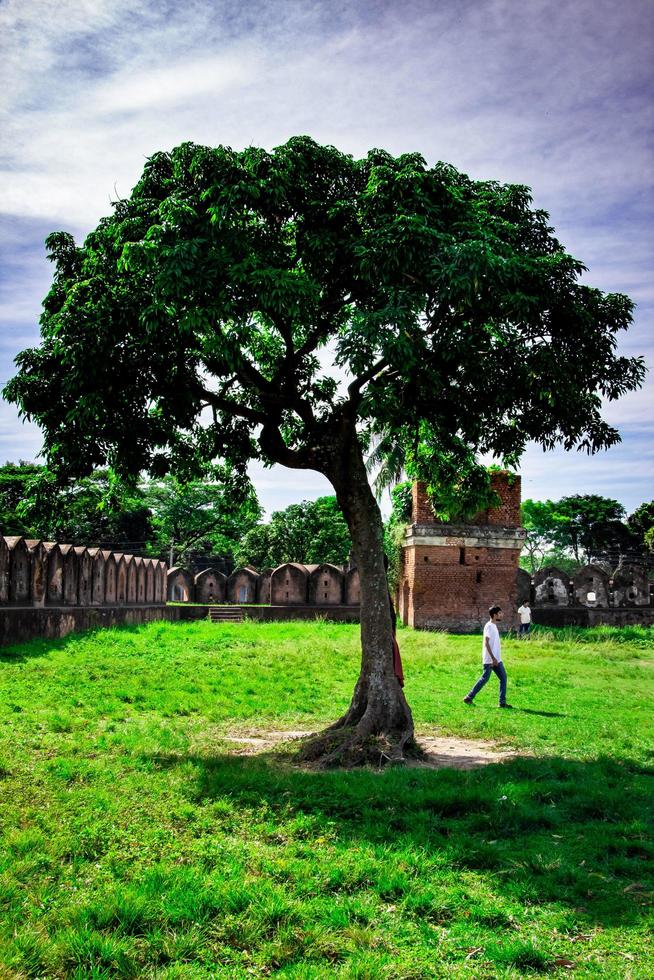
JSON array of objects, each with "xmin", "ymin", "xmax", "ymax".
[
  {"xmin": 234, "ymin": 495, "xmax": 351, "ymax": 568},
  {"xmin": 4, "ymin": 464, "xmax": 153, "ymax": 547},
  {"xmin": 5, "ymin": 137, "xmax": 644, "ymax": 763},
  {"xmin": 627, "ymin": 501, "xmax": 654, "ymax": 552},
  {"xmin": 0, "ymin": 462, "xmax": 42, "ymax": 536},
  {"xmin": 520, "ymin": 499, "xmax": 564, "ymax": 573},
  {"xmin": 548, "ymin": 495, "xmax": 627, "ymax": 564},
  {"xmin": 144, "ymin": 466, "xmax": 261, "ymax": 565}
]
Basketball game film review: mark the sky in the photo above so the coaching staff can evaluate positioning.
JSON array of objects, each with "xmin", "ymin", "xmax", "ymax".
[{"xmin": 1, "ymin": 0, "xmax": 652, "ymax": 518}]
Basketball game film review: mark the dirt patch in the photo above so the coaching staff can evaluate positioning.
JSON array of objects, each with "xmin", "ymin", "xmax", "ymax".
[{"xmin": 219, "ymin": 730, "xmax": 521, "ymax": 770}]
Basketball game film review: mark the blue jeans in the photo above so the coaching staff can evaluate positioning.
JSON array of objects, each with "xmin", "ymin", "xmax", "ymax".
[
  {"xmin": 467, "ymin": 662, "xmax": 507, "ymax": 705},
  {"xmin": 519, "ymin": 623, "xmax": 531, "ymax": 637}
]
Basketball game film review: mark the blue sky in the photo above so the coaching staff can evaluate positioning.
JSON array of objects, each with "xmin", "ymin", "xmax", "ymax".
[{"xmin": 1, "ymin": 0, "xmax": 652, "ymax": 517}]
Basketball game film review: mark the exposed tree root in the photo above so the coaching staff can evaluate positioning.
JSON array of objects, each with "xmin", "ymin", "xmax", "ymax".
[{"xmin": 295, "ymin": 717, "xmax": 423, "ymax": 769}]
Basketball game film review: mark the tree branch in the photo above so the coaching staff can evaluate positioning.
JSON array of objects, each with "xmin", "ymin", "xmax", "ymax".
[
  {"xmin": 259, "ymin": 420, "xmax": 316, "ymax": 470},
  {"xmin": 347, "ymin": 359, "xmax": 389, "ymax": 399},
  {"xmin": 196, "ymin": 383, "xmax": 267, "ymax": 425}
]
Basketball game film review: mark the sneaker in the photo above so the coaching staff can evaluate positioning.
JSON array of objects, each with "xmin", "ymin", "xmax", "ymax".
[
  {"xmin": 499, "ymin": 703, "xmax": 513, "ymax": 709},
  {"xmin": 463, "ymin": 696, "xmax": 473, "ymax": 704}
]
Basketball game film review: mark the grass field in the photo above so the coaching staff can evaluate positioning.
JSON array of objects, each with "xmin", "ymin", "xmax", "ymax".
[{"xmin": 0, "ymin": 620, "xmax": 652, "ymax": 978}]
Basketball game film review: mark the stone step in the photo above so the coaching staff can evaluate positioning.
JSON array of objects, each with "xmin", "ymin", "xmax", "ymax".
[{"xmin": 209, "ymin": 606, "xmax": 244, "ymax": 623}]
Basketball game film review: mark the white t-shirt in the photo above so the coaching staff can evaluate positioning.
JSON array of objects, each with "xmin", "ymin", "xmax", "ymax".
[
  {"xmin": 482, "ymin": 621, "xmax": 502, "ymax": 664},
  {"xmin": 517, "ymin": 604, "xmax": 532, "ymax": 624}
]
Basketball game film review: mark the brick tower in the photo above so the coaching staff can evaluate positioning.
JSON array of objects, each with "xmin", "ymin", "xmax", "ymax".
[{"xmin": 398, "ymin": 473, "xmax": 525, "ymax": 632}]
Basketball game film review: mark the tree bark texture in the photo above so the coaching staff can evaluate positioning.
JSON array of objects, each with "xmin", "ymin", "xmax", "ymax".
[{"xmin": 298, "ymin": 420, "xmax": 415, "ymax": 766}]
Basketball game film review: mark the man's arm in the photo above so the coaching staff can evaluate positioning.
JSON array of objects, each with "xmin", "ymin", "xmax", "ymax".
[{"xmin": 485, "ymin": 633, "xmax": 499, "ymax": 666}]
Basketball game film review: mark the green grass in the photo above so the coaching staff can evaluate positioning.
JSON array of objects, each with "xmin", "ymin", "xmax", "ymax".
[{"xmin": 0, "ymin": 620, "xmax": 652, "ymax": 978}]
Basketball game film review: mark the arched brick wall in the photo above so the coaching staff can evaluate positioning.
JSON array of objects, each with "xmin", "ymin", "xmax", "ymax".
[
  {"xmin": 227, "ymin": 567, "xmax": 259, "ymax": 604},
  {"xmin": 534, "ymin": 567, "xmax": 570, "ymax": 607},
  {"xmin": 271, "ymin": 564, "xmax": 308, "ymax": 604},
  {"xmin": 308, "ymin": 564, "xmax": 344, "ymax": 604},
  {"xmin": 195, "ymin": 568, "xmax": 227, "ymax": 603}
]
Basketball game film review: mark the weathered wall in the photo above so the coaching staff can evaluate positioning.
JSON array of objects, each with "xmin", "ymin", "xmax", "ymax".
[
  {"xmin": 227, "ymin": 567, "xmax": 259, "ymax": 604},
  {"xmin": 169, "ymin": 562, "xmax": 361, "ymax": 609},
  {"xmin": 271, "ymin": 564, "xmax": 309, "ymax": 604},
  {"xmin": 195, "ymin": 568, "xmax": 227, "ymax": 603},
  {"xmin": 0, "ymin": 604, "xmax": 170, "ymax": 648},
  {"xmin": 520, "ymin": 561, "xmax": 652, "ymax": 625},
  {"xmin": 532, "ymin": 606, "xmax": 654, "ymax": 627},
  {"xmin": 308, "ymin": 564, "xmax": 344, "ymax": 605},
  {"xmin": 411, "ymin": 473, "xmax": 522, "ymax": 527},
  {"xmin": 0, "ymin": 536, "xmax": 166, "ymax": 611},
  {"xmin": 0, "ymin": 535, "xmax": 167, "ymax": 646},
  {"xmin": 402, "ymin": 475, "xmax": 525, "ymax": 632}
]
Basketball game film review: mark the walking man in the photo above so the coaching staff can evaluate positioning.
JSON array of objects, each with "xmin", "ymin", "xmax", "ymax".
[
  {"xmin": 517, "ymin": 599, "xmax": 532, "ymax": 637},
  {"xmin": 463, "ymin": 605, "xmax": 510, "ymax": 708}
]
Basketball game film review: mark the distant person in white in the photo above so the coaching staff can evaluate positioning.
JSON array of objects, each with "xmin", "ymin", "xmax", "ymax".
[
  {"xmin": 517, "ymin": 600, "xmax": 532, "ymax": 637},
  {"xmin": 463, "ymin": 605, "xmax": 511, "ymax": 708}
]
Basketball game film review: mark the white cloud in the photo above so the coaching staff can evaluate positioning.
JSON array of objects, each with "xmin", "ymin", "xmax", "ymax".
[{"xmin": 1, "ymin": 0, "xmax": 652, "ymax": 508}]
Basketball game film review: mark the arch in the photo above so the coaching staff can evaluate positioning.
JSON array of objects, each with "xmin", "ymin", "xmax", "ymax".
[
  {"xmin": 256, "ymin": 568, "xmax": 273, "ymax": 604},
  {"xmin": 26, "ymin": 539, "xmax": 47, "ymax": 606},
  {"xmin": 195, "ymin": 568, "xmax": 227, "ymax": 603},
  {"xmin": 533, "ymin": 567, "xmax": 569, "ymax": 606},
  {"xmin": 135, "ymin": 557, "xmax": 146, "ymax": 604},
  {"xmin": 611, "ymin": 564, "xmax": 650, "ymax": 607},
  {"xmin": 308, "ymin": 563, "xmax": 344, "ymax": 605},
  {"xmin": 227, "ymin": 567, "xmax": 259, "ymax": 604},
  {"xmin": 6, "ymin": 537, "xmax": 30, "ymax": 604},
  {"xmin": 145, "ymin": 559, "xmax": 155, "ymax": 603},
  {"xmin": 167, "ymin": 567, "xmax": 194, "ymax": 603},
  {"xmin": 270, "ymin": 563, "xmax": 308, "ymax": 605},
  {"xmin": 115, "ymin": 555, "xmax": 127, "ymax": 604},
  {"xmin": 92, "ymin": 550, "xmax": 110, "ymax": 605},
  {"xmin": 126, "ymin": 556, "xmax": 137, "ymax": 604},
  {"xmin": 76, "ymin": 547, "xmax": 92, "ymax": 606},
  {"xmin": 104, "ymin": 554, "xmax": 117, "ymax": 604},
  {"xmin": 43, "ymin": 542, "xmax": 63, "ymax": 605},
  {"xmin": 61, "ymin": 544, "xmax": 79, "ymax": 605},
  {"xmin": 572, "ymin": 564, "xmax": 609, "ymax": 608}
]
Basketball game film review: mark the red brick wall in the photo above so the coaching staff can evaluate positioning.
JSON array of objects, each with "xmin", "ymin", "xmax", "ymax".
[
  {"xmin": 412, "ymin": 482, "xmax": 438, "ymax": 524},
  {"xmin": 403, "ymin": 474, "xmax": 523, "ymax": 632},
  {"xmin": 481, "ymin": 474, "xmax": 521, "ymax": 527},
  {"xmin": 403, "ymin": 543, "xmax": 521, "ymax": 632},
  {"xmin": 412, "ymin": 474, "xmax": 521, "ymax": 527}
]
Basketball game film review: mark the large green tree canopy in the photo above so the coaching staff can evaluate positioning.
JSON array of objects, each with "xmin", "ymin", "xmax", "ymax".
[
  {"xmin": 6, "ymin": 137, "xmax": 644, "ymax": 499},
  {"xmin": 5, "ymin": 136, "xmax": 645, "ymax": 762}
]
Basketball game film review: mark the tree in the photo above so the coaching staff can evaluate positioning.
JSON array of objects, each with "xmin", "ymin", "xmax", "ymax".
[
  {"xmin": 5, "ymin": 137, "xmax": 644, "ymax": 764},
  {"xmin": 144, "ymin": 466, "xmax": 261, "ymax": 564},
  {"xmin": 548, "ymin": 495, "xmax": 627, "ymax": 564},
  {"xmin": 519, "ymin": 498, "xmax": 568, "ymax": 573},
  {"xmin": 0, "ymin": 462, "xmax": 42, "ymax": 536},
  {"xmin": 628, "ymin": 502, "xmax": 654, "ymax": 552},
  {"xmin": 1, "ymin": 463, "xmax": 153, "ymax": 547},
  {"xmin": 234, "ymin": 495, "xmax": 351, "ymax": 568}
]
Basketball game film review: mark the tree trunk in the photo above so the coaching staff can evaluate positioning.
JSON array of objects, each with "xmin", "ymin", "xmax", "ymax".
[{"xmin": 298, "ymin": 422, "xmax": 415, "ymax": 767}]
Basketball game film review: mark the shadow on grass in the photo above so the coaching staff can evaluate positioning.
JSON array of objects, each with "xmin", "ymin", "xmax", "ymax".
[
  {"xmin": 147, "ymin": 748, "xmax": 654, "ymax": 930},
  {"xmin": 513, "ymin": 708, "xmax": 568, "ymax": 718}
]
